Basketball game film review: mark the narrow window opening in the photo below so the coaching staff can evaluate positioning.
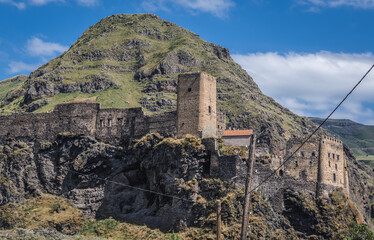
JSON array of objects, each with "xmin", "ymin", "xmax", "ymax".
[
  {"xmin": 332, "ymin": 153, "xmax": 335, "ymax": 159},
  {"xmin": 295, "ymin": 161, "xmax": 298, "ymax": 167},
  {"xmin": 333, "ymin": 173, "xmax": 336, "ymax": 182},
  {"xmin": 328, "ymin": 152, "xmax": 331, "ymax": 158},
  {"xmin": 335, "ymin": 164, "xmax": 337, "ymax": 170},
  {"xmin": 300, "ymin": 151, "xmax": 305, "ymax": 157},
  {"xmin": 188, "ymin": 88, "xmax": 192, "ymax": 92},
  {"xmin": 309, "ymin": 160, "xmax": 313, "ymax": 166},
  {"xmin": 108, "ymin": 119, "xmax": 112, "ymax": 127},
  {"xmin": 337, "ymin": 155, "xmax": 340, "ymax": 160},
  {"xmin": 311, "ymin": 151, "xmax": 316, "ymax": 157},
  {"xmin": 100, "ymin": 119, "xmax": 104, "ymax": 128},
  {"xmin": 209, "ymin": 106, "xmax": 211, "ymax": 113},
  {"xmin": 329, "ymin": 161, "xmax": 331, "ymax": 167},
  {"xmin": 279, "ymin": 170, "xmax": 284, "ymax": 177}
]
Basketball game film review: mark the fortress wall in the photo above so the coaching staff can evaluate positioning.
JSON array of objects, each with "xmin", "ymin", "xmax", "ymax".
[
  {"xmin": 285, "ymin": 140, "xmax": 320, "ymax": 182},
  {"xmin": 53, "ymin": 102, "xmax": 100, "ymax": 137},
  {"xmin": 95, "ymin": 108, "xmax": 133, "ymax": 144},
  {"xmin": 0, "ymin": 113, "xmax": 56, "ymax": 142},
  {"xmin": 147, "ymin": 111, "xmax": 177, "ymax": 137}
]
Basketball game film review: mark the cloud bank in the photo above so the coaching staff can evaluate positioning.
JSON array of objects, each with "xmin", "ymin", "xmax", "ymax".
[
  {"xmin": 297, "ymin": 0, "xmax": 374, "ymax": 10},
  {"xmin": 0, "ymin": 0, "xmax": 97, "ymax": 8},
  {"xmin": 26, "ymin": 37, "xmax": 68, "ymax": 56},
  {"xmin": 232, "ymin": 51, "xmax": 374, "ymax": 124},
  {"xmin": 7, "ymin": 61, "xmax": 41, "ymax": 74},
  {"xmin": 142, "ymin": 0, "xmax": 235, "ymax": 18}
]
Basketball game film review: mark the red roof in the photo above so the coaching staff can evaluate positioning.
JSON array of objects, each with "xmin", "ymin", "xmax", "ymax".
[{"xmin": 222, "ymin": 129, "xmax": 253, "ymax": 137}]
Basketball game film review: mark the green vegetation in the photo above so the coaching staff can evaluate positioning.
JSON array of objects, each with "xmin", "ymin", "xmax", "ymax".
[
  {"xmin": 0, "ymin": 75, "xmax": 27, "ymax": 103},
  {"xmin": 0, "ymin": 194, "xmax": 186, "ymax": 239}
]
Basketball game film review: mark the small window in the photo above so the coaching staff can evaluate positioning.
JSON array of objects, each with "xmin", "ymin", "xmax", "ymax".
[
  {"xmin": 300, "ymin": 151, "xmax": 305, "ymax": 157},
  {"xmin": 328, "ymin": 152, "xmax": 331, "ymax": 158},
  {"xmin": 108, "ymin": 119, "xmax": 112, "ymax": 127},
  {"xmin": 337, "ymin": 155, "xmax": 340, "ymax": 160},
  {"xmin": 311, "ymin": 151, "xmax": 316, "ymax": 157},
  {"xmin": 100, "ymin": 119, "xmax": 104, "ymax": 127},
  {"xmin": 332, "ymin": 153, "xmax": 335, "ymax": 159},
  {"xmin": 208, "ymin": 106, "xmax": 211, "ymax": 113},
  {"xmin": 188, "ymin": 88, "xmax": 192, "ymax": 92},
  {"xmin": 295, "ymin": 161, "xmax": 298, "ymax": 167},
  {"xmin": 309, "ymin": 160, "xmax": 313, "ymax": 166},
  {"xmin": 279, "ymin": 170, "xmax": 284, "ymax": 177},
  {"xmin": 335, "ymin": 164, "xmax": 337, "ymax": 170},
  {"xmin": 333, "ymin": 173, "xmax": 336, "ymax": 182},
  {"xmin": 329, "ymin": 161, "xmax": 331, "ymax": 167}
]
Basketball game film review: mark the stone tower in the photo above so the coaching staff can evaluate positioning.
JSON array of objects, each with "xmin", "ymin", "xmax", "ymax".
[
  {"xmin": 317, "ymin": 136, "xmax": 349, "ymax": 197},
  {"xmin": 177, "ymin": 72, "xmax": 217, "ymax": 138}
]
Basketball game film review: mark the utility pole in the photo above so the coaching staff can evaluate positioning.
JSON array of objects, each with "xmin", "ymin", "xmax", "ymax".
[
  {"xmin": 217, "ymin": 200, "xmax": 221, "ymax": 240},
  {"xmin": 240, "ymin": 134, "xmax": 256, "ymax": 240}
]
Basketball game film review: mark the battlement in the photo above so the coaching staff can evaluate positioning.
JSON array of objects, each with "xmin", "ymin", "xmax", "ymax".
[{"xmin": 322, "ymin": 135, "xmax": 343, "ymax": 145}]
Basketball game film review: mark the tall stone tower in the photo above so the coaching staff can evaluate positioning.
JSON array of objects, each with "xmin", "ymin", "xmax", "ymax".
[
  {"xmin": 177, "ymin": 72, "xmax": 217, "ymax": 138},
  {"xmin": 317, "ymin": 136, "xmax": 349, "ymax": 197}
]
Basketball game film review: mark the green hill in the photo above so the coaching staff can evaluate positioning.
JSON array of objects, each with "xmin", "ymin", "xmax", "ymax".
[
  {"xmin": 309, "ymin": 117, "xmax": 374, "ymax": 161},
  {"xmin": 0, "ymin": 14, "xmax": 317, "ymax": 150}
]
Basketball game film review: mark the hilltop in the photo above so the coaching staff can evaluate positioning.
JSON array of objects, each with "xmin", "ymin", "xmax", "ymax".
[{"xmin": 0, "ymin": 13, "xmax": 316, "ymax": 152}]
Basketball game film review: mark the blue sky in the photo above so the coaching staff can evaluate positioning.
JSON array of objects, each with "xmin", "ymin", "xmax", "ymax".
[{"xmin": 1, "ymin": 0, "xmax": 374, "ymax": 124}]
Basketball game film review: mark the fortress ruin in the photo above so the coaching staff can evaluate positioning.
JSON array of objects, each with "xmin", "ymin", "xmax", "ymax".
[{"xmin": 0, "ymin": 72, "xmax": 349, "ymax": 197}]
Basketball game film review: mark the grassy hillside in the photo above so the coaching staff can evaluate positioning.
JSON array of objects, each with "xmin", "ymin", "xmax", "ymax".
[
  {"xmin": 309, "ymin": 117, "xmax": 374, "ymax": 160},
  {"xmin": 0, "ymin": 194, "xmax": 185, "ymax": 239}
]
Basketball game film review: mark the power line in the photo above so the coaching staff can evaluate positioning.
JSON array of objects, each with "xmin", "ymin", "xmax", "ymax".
[
  {"xmin": 251, "ymin": 64, "xmax": 374, "ymax": 193},
  {"xmin": 41, "ymin": 161, "xmax": 197, "ymax": 203}
]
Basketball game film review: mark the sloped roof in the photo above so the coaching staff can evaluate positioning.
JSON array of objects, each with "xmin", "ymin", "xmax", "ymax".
[{"xmin": 222, "ymin": 129, "xmax": 253, "ymax": 137}]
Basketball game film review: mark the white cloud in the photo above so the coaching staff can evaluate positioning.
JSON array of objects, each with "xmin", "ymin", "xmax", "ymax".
[
  {"xmin": 232, "ymin": 51, "xmax": 374, "ymax": 124},
  {"xmin": 77, "ymin": 0, "xmax": 98, "ymax": 7},
  {"xmin": 28, "ymin": 0, "xmax": 63, "ymax": 6},
  {"xmin": 142, "ymin": 0, "xmax": 235, "ymax": 18},
  {"xmin": 297, "ymin": 0, "xmax": 374, "ymax": 10},
  {"xmin": 7, "ymin": 61, "xmax": 40, "ymax": 74},
  {"xmin": 26, "ymin": 37, "xmax": 68, "ymax": 57},
  {"xmin": 0, "ymin": 0, "xmax": 26, "ymax": 9}
]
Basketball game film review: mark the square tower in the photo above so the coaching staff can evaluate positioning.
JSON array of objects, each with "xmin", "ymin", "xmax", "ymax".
[{"xmin": 177, "ymin": 72, "xmax": 217, "ymax": 138}]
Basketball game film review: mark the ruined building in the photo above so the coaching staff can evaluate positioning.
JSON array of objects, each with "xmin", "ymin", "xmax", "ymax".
[{"xmin": 0, "ymin": 71, "xmax": 349, "ymax": 198}]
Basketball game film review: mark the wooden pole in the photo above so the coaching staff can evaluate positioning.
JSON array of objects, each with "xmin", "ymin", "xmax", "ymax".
[
  {"xmin": 217, "ymin": 200, "xmax": 221, "ymax": 240},
  {"xmin": 240, "ymin": 134, "xmax": 256, "ymax": 240}
]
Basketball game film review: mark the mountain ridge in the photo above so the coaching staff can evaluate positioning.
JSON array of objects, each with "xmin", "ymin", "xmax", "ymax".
[{"xmin": 0, "ymin": 13, "xmax": 317, "ymax": 153}]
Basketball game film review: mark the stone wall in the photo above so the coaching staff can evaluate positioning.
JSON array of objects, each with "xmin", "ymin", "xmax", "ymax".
[
  {"xmin": 285, "ymin": 138, "xmax": 320, "ymax": 183},
  {"xmin": 216, "ymin": 111, "xmax": 226, "ymax": 137},
  {"xmin": 0, "ymin": 102, "xmax": 177, "ymax": 147},
  {"xmin": 222, "ymin": 136, "xmax": 251, "ymax": 147}
]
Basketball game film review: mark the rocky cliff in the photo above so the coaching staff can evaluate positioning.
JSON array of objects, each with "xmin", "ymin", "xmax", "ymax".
[
  {"xmin": 0, "ymin": 14, "xmax": 316, "ymax": 153},
  {"xmin": 0, "ymin": 133, "xmax": 373, "ymax": 239}
]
